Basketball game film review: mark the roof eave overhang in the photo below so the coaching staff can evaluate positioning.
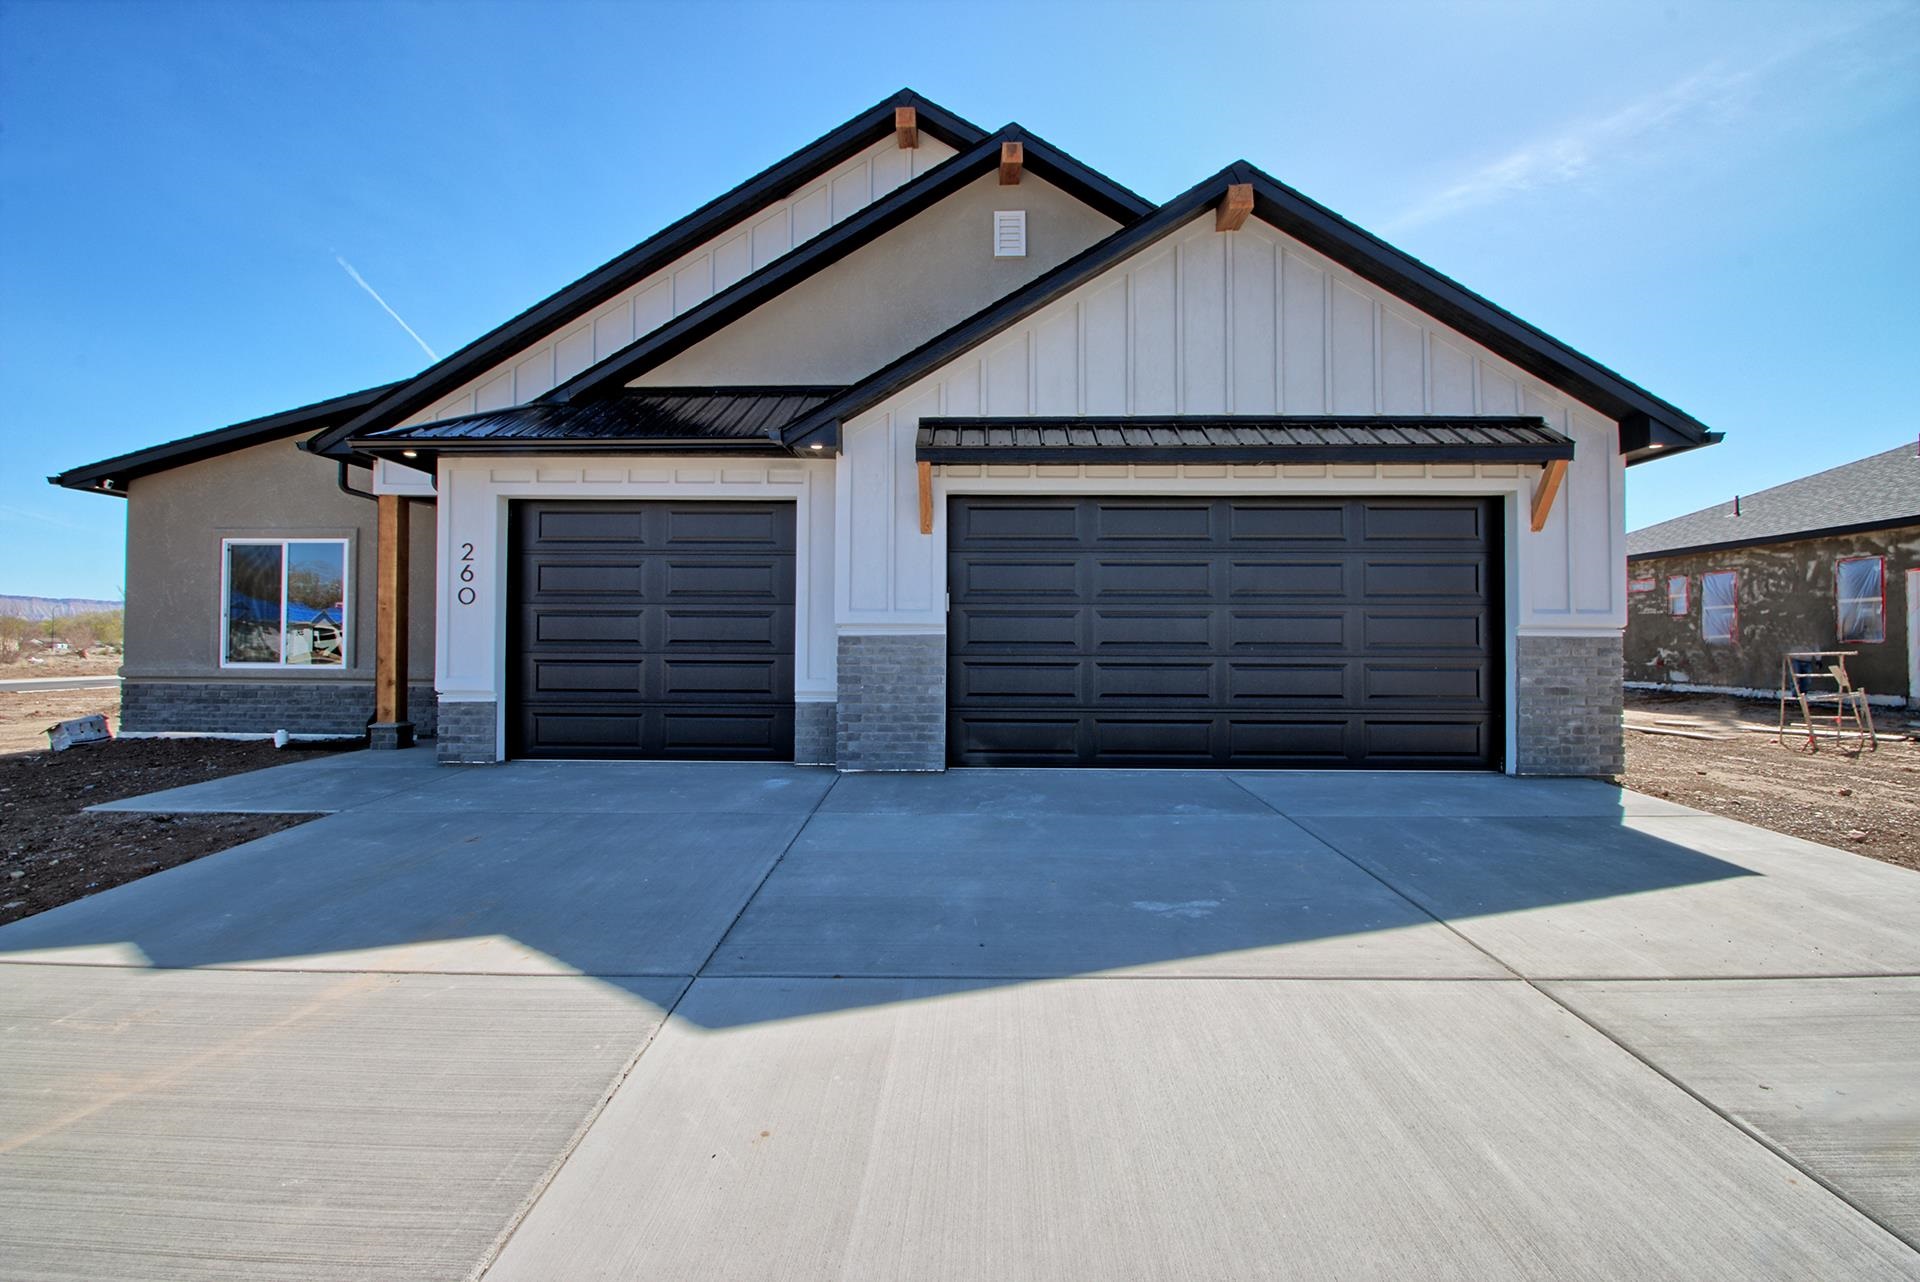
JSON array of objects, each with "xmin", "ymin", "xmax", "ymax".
[
  {"xmin": 918, "ymin": 444, "xmax": 1574, "ymax": 466},
  {"xmin": 1627, "ymin": 513, "xmax": 1920, "ymax": 561}
]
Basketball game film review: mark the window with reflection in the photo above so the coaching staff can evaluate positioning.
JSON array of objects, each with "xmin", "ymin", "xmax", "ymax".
[{"xmin": 223, "ymin": 540, "xmax": 347, "ymax": 666}]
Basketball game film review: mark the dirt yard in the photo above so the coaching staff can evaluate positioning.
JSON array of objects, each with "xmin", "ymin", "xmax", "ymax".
[
  {"xmin": 0, "ymin": 679, "xmax": 350, "ymax": 926},
  {"xmin": 1624, "ymin": 690, "xmax": 1920, "ymax": 870}
]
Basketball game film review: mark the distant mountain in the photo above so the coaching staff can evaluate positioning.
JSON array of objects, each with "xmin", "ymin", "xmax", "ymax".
[{"xmin": 0, "ymin": 596, "xmax": 123, "ymax": 621}]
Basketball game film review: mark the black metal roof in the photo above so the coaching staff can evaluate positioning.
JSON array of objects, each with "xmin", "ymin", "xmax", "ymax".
[
  {"xmin": 354, "ymin": 387, "xmax": 841, "ymax": 459},
  {"xmin": 1627, "ymin": 441, "xmax": 1920, "ymax": 559},
  {"xmin": 783, "ymin": 161, "xmax": 1719, "ymax": 463},
  {"xmin": 916, "ymin": 416, "xmax": 1575, "ymax": 465},
  {"xmin": 49, "ymin": 382, "xmax": 402, "ymax": 497}
]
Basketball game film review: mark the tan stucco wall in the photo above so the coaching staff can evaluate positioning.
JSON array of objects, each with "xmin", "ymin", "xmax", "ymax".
[
  {"xmin": 122, "ymin": 434, "xmax": 436, "ymax": 683},
  {"xmin": 1625, "ymin": 526, "xmax": 1917, "ymax": 701},
  {"xmin": 633, "ymin": 173, "xmax": 1120, "ymax": 387}
]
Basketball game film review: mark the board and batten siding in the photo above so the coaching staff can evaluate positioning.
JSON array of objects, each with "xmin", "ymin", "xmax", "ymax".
[
  {"xmin": 836, "ymin": 212, "xmax": 1625, "ymax": 633},
  {"xmin": 403, "ymin": 134, "xmax": 958, "ymax": 429}
]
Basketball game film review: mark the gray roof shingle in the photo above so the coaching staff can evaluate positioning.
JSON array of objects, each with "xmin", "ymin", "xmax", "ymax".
[{"xmin": 1627, "ymin": 442, "xmax": 1920, "ymax": 557}]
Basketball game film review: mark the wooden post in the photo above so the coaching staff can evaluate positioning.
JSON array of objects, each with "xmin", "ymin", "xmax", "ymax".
[
  {"xmin": 1530, "ymin": 458, "xmax": 1568, "ymax": 532},
  {"xmin": 894, "ymin": 106, "xmax": 918, "ymax": 149},
  {"xmin": 917, "ymin": 461, "xmax": 934, "ymax": 535},
  {"xmin": 373, "ymin": 493, "xmax": 411, "ymax": 745}
]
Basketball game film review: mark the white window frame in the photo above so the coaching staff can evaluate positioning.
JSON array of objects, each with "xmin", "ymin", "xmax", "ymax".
[
  {"xmin": 1836, "ymin": 555, "xmax": 1886, "ymax": 644},
  {"xmin": 219, "ymin": 537, "xmax": 351, "ymax": 668},
  {"xmin": 1667, "ymin": 575, "xmax": 1689, "ymax": 616}
]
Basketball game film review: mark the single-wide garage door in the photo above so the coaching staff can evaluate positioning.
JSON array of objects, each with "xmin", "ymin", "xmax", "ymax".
[
  {"xmin": 947, "ymin": 496, "xmax": 1499, "ymax": 769},
  {"xmin": 509, "ymin": 500, "xmax": 795, "ymax": 760}
]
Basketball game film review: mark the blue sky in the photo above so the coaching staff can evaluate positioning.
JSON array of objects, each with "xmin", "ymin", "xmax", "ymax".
[{"xmin": 2, "ymin": 0, "xmax": 1916, "ymax": 599}]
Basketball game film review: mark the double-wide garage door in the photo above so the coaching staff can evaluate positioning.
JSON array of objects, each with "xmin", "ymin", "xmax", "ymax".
[
  {"xmin": 947, "ymin": 496, "xmax": 1499, "ymax": 769},
  {"xmin": 509, "ymin": 500, "xmax": 794, "ymax": 760}
]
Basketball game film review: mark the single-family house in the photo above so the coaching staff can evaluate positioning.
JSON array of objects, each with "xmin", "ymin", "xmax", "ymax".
[
  {"xmin": 1625, "ymin": 443, "xmax": 1920, "ymax": 707},
  {"xmin": 52, "ymin": 90, "xmax": 1720, "ymax": 774}
]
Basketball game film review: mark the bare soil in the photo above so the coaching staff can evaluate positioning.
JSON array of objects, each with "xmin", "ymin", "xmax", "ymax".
[
  {"xmin": 1623, "ymin": 690, "xmax": 1920, "ymax": 870},
  {"xmin": 1, "ymin": 677, "xmax": 349, "ymax": 925}
]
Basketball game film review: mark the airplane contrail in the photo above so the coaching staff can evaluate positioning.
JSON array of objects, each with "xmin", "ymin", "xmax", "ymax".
[{"xmin": 334, "ymin": 255, "xmax": 438, "ymax": 360}]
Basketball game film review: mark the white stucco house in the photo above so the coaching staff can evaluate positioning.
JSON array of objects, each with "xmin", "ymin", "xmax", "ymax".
[{"xmin": 53, "ymin": 90, "xmax": 1719, "ymax": 774}]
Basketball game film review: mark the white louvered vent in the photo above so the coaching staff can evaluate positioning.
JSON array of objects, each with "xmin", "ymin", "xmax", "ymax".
[{"xmin": 993, "ymin": 210, "xmax": 1027, "ymax": 258}]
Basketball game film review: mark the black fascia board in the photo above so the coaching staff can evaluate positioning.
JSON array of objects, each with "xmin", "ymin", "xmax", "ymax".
[
  {"xmin": 782, "ymin": 160, "xmax": 1720, "ymax": 457},
  {"xmin": 1626, "ymin": 514, "xmax": 1920, "ymax": 562},
  {"xmin": 540, "ymin": 125, "xmax": 1157, "ymax": 405},
  {"xmin": 303, "ymin": 90, "xmax": 988, "ymax": 459},
  {"xmin": 49, "ymin": 382, "xmax": 401, "ymax": 497},
  {"xmin": 779, "ymin": 165, "xmax": 1240, "ymax": 451}
]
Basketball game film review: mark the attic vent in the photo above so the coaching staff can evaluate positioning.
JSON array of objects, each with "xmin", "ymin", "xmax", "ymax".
[{"xmin": 993, "ymin": 210, "xmax": 1026, "ymax": 258}]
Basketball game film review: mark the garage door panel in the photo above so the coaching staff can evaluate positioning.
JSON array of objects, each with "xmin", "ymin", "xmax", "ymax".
[
  {"xmin": 1228, "ymin": 611, "xmax": 1348, "ymax": 650},
  {"xmin": 956, "ymin": 558, "xmax": 1082, "ymax": 598},
  {"xmin": 1228, "ymin": 662, "xmax": 1350, "ymax": 702},
  {"xmin": 1363, "ymin": 663, "xmax": 1486, "ymax": 703},
  {"xmin": 660, "ymin": 607, "xmax": 790, "ymax": 649},
  {"xmin": 953, "ymin": 659, "xmax": 1082, "ymax": 701},
  {"xmin": 959, "ymin": 609, "xmax": 1082, "ymax": 649},
  {"xmin": 1092, "ymin": 609, "xmax": 1212, "ymax": 650},
  {"xmin": 948, "ymin": 714, "xmax": 1081, "ymax": 761},
  {"xmin": 1091, "ymin": 559, "xmax": 1213, "ymax": 598},
  {"xmin": 1226, "ymin": 503, "xmax": 1348, "ymax": 541},
  {"xmin": 1225, "ymin": 719, "xmax": 1351, "ymax": 762},
  {"xmin": 1089, "ymin": 717, "xmax": 1216, "ymax": 761},
  {"xmin": 1362, "ymin": 558, "xmax": 1485, "ymax": 599},
  {"xmin": 1362, "ymin": 610, "xmax": 1485, "ymax": 650},
  {"xmin": 1361, "ymin": 502, "xmax": 1487, "ymax": 542},
  {"xmin": 526, "ymin": 610, "xmax": 646, "ymax": 646},
  {"xmin": 1092, "ymin": 502, "xmax": 1215, "ymax": 541},
  {"xmin": 511, "ymin": 501, "xmax": 794, "ymax": 761},
  {"xmin": 948, "ymin": 496, "xmax": 1497, "ymax": 768},
  {"xmin": 1091, "ymin": 661, "xmax": 1215, "ymax": 702}
]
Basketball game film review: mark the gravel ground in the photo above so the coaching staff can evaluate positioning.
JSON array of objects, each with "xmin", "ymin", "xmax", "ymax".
[{"xmin": 1623, "ymin": 690, "xmax": 1920, "ymax": 871}]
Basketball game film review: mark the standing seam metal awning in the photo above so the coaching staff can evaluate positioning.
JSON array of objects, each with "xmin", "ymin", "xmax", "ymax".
[{"xmin": 913, "ymin": 416, "xmax": 1575, "ymax": 465}]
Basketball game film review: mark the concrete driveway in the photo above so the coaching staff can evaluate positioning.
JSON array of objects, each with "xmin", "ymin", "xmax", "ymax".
[{"xmin": 1, "ymin": 754, "xmax": 1916, "ymax": 1280}]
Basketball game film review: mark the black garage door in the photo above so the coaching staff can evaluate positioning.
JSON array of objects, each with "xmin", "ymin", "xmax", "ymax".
[
  {"xmin": 509, "ymin": 501, "xmax": 795, "ymax": 760},
  {"xmin": 947, "ymin": 496, "xmax": 1499, "ymax": 768}
]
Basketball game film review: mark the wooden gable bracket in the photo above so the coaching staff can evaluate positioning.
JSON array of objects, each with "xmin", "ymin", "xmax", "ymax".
[
  {"xmin": 1530, "ymin": 458, "xmax": 1568, "ymax": 532},
  {"xmin": 918, "ymin": 461, "xmax": 934, "ymax": 534},
  {"xmin": 1216, "ymin": 183, "xmax": 1254, "ymax": 232},
  {"xmin": 1000, "ymin": 141, "xmax": 1024, "ymax": 185},
  {"xmin": 895, "ymin": 106, "xmax": 918, "ymax": 149}
]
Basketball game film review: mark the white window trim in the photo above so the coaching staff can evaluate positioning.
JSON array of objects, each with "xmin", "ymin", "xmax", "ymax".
[
  {"xmin": 1836, "ymin": 555, "xmax": 1887, "ymax": 644},
  {"xmin": 219, "ymin": 537, "xmax": 351, "ymax": 669},
  {"xmin": 1667, "ymin": 575, "xmax": 1689, "ymax": 616}
]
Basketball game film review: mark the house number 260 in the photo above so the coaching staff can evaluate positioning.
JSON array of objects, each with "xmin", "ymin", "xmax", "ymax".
[{"xmin": 457, "ymin": 543, "xmax": 477, "ymax": 606}]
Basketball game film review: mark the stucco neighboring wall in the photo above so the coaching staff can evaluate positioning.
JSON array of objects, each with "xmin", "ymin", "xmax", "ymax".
[
  {"xmin": 632, "ymin": 174, "xmax": 1121, "ymax": 387},
  {"xmin": 122, "ymin": 435, "xmax": 436, "ymax": 685},
  {"xmin": 1626, "ymin": 527, "xmax": 1918, "ymax": 702}
]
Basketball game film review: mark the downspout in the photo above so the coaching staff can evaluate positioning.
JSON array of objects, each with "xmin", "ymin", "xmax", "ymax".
[{"xmin": 337, "ymin": 459, "xmax": 377, "ymax": 502}]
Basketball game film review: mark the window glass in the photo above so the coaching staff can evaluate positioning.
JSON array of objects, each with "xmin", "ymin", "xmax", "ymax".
[
  {"xmin": 223, "ymin": 540, "xmax": 347, "ymax": 666},
  {"xmin": 1702, "ymin": 570, "xmax": 1737, "ymax": 645},
  {"xmin": 1837, "ymin": 556, "xmax": 1885, "ymax": 643},
  {"xmin": 225, "ymin": 543, "xmax": 283, "ymax": 664},
  {"xmin": 285, "ymin": 543, "xmax": 347, "ymax": 666},
  {"xmin": 1667, "ymin": 576, "xmax": 1688, "ymax": 616}
]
